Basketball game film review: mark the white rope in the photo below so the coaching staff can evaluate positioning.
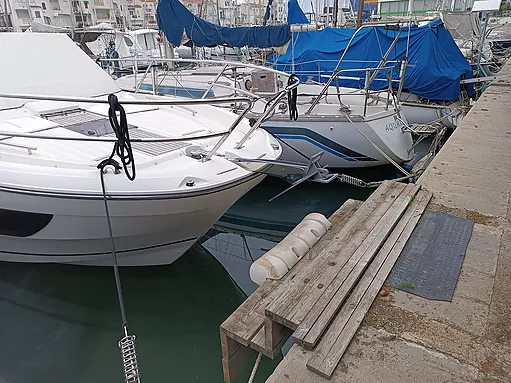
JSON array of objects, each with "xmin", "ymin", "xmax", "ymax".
[{"xmin": 248, "ymin": 352, "xmax": 262, "ymax": 383}]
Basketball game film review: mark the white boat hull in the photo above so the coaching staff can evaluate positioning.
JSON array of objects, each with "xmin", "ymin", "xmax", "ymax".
[
  {"xmin": 0, "ymin": 173, "xmax": 264, "ymax": 266},
  {"xmin": 260, "ymin": 108, "xmax": 413, "ymax": 169}
]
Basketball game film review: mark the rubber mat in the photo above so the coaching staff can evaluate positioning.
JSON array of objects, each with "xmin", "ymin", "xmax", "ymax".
[{"xmin": 387, "ymin": 211, "xmax": 474, "ymax": 301}]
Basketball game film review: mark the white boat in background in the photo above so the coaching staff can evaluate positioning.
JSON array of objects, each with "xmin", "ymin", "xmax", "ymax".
[
  {"xmin": 117, "ymin": 67, "xmax": 462, "ymax": 130},
  {"xmin": 0, "ymin": 33, "xmax": 282, "ymax": 266},
  {"xmin": 85, "ymin": 27, "xmax": 178, "ymax": 72}
]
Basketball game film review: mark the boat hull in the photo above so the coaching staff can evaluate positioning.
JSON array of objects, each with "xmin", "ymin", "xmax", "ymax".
[
  {"xmin": 0, "ymin": 174, "xmax": 264, "ymax": 266},
  {"xmin": 262, "ymin": 112, "xmax": 413, "ymax": 168}
]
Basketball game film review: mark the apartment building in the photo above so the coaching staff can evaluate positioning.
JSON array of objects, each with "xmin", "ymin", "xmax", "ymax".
[{"xmin": 1, "ymin": 0, "xmax": 157, "ymax": 31}]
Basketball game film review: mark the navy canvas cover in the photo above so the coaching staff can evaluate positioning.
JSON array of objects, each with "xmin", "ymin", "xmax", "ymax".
[{"xmin": 157, "ymin": 0, "xmax": 292, "ymax": 48}]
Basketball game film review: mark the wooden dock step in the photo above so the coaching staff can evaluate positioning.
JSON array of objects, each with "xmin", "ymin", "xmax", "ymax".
[
  {"xmin": 306, "ymin": 189, "xmax": 432, "ymax": 378},
  {"xmin": 219, "ymin": 199, "xmax": 362, "ymax": 383},
  {"xmin": 219, "ymin": 180, "xmax": 434, "ymax": 383},
  {"xmin": 265, "ymin": 182, "xmax": 420, "ymax": 349},
  {"xmin": 263, "ymin": 181, "xmax": 403, "ymax": 331}
]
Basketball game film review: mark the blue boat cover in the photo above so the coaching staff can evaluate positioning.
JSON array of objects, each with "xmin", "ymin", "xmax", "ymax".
[
  {"xmin": 270, "ymin": 18, "xmax": 473, "ymax": 100},
  {"xmin": 288, "ymin": 0, "xmax": 309, "ymax": 24},
  {"xmin": 157, "ymin": 0, "xmax": 292, "ymax": 48}
]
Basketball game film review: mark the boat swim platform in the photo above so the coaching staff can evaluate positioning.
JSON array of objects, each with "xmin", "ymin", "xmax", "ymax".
[{"xmin": 220, "ymin": 59, "xmax": 511, "ymax": 383}]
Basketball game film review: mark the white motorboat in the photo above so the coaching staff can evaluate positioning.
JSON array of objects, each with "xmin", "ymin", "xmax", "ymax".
[
  {"xmin": 0, "ymin": 33, "xmax": 282, "ymax": 266},
  {"xmin": 85, "ymin": 27, "xmax": 179, "ymax": 72}
]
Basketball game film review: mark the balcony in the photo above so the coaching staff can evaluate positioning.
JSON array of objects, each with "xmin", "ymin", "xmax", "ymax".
[{"xmin": 19, "ymin": 17, "xmax": 31, "ymax": 25}]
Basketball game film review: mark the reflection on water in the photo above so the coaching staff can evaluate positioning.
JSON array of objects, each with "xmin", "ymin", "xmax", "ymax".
[
  {"xmin": 0, "ymin": 163, "xmax": 404, "ymax": 383},
  {"xmin": 202, "ymin": 174, "xmax": 379, "ymax": 295}
]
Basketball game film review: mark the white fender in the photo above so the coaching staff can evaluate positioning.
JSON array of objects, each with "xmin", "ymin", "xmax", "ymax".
[{"xmin": 249, "ymin": 213, "xmax": 331, "ymax": 285}]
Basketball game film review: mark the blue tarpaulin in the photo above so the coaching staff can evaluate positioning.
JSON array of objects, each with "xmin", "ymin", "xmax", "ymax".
[
  {"xmin": 157, "ymin": 0, "xmax": 292, "ymax": 48},
  {"xmin": 288, "ymin": 0, "xmax": 309, "ymax": 24},
  {"xmin": 270, "ymin": 18, "xmax": 473, "ymax": 101}
]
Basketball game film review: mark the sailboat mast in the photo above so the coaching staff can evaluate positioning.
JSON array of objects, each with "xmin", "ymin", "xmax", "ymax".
[
  {"xmin": 333, "ymin": 0, "xmax": 338, "ymax": 26},
  {"xmin": 356, "ymin": 0, "xmax": 364, "ymax": 27},
  {"xmin": 258, "ymin": 0, "xmax": 262, "ymax": 24}
]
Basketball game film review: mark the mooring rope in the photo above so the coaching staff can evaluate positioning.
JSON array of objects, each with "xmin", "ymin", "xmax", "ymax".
[
  {"xmin": 98, "ymin": 94, "xmax": 141, "ymax": 383},
  {"xmin": 248, "ymin": 352, "xmax": 262, "ymax": 383}
]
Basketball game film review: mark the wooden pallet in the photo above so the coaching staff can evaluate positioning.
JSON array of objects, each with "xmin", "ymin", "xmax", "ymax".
[{"xmin": 219, "ymin": 181, "xmax": 432, "ymax": 381}]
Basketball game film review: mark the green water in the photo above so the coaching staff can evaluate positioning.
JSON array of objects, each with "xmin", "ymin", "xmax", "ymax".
[
  {"xmin": 0, "ymin": 245, "xmax": 281, "ymax": 383},
  {"xmin": 0, "ymin": 167, "xmax": 398, "ymax": 383}
]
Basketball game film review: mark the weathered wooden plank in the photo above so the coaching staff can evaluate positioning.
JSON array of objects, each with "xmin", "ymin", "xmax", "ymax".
[
  {"xmin": 220, "ymin": 330, "xmax": 258, "ymax": 383},
  {"xmin": 307, "ymin": 199, "xmax": 362, "ymax": 260},
  {"xmin": 264, "ymin": 182, "xmax": 401, "ymax": 327},
  {"xmin": 265, "ymin": 316, "xmax": 289, "ymax": 351},
  {"xmin": 306, "ymin": 190, "xmax": 433, "ymax": 378},
  {"xmin": 292, "ymin": 183, "xmax": 420, "ymax": 347},
  {"xmin": 301, "ymin": 189, "xmax": 431, "ymax": 350},
  {"xmin": 220, "ymin": 285, "xmax": 272, "ymax": 346},
  {"xmin": 220, "ymin": 329, "xmax": 243, "ymax": 359},
  {"xmin": 250, "ymin": 325, "xmax": 292, "ymax": 358},
  {"xmin": 219, "ymin": 199, "xmax": 363, "ymax": 382},
  {"xmin": 219, "ymin": 198, "xmax": 363, "ymax": 345},
  {"xmin": 265, "ymin": 181, "xmax": 406, "ymax": 328}
]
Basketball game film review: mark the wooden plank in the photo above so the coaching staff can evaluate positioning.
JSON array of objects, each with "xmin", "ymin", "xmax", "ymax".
[
  {"xmin": 219, "ymin": 198, "xmax": 363, "ymax": 345},
  {"xmin": 307, "ymin": 199, "xmax": 362, "ymax": 260},
  {"xmin": 220, "ymin": 330, "xmax": 258, "ymax": 383},
  {"xmin": 292, "ymin": 183, "xmax": 420, "ymax": 347},
  {"xmin": 301, "ymin": 189, "xmax": 431, "ymax": 349},
  {"xmin": 264, "ymin": 182, "xmax": 401, "ymax": 328},
  {"xmin": 250, "ymin": 326, "xmax": 292, "ymax": 358},
  {"xmin": 265, "ymin": 181, "xmax": 407, "ymax": 329},
  {"xmin": 265, "ymin": 316, "xmax": 289, "ymax": 351},
  {"xmin": 221, "ymin": 329, "xmax": 243, "ymax": 359},
  {"xmin": 220, "ymin": 283, "xmax": 273, "ymax": 346},
  {"xmin": 306, "ymin": 190, "xmax": 433, "ymax": 378},
  {"xmin": 219, "ymin": 199, "xmax": 363, "ymax": 382}
]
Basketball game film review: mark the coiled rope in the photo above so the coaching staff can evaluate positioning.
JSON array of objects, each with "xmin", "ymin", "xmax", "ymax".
[
  {"xmin": 287, "ymin": 74, "xmax": 299, "ymax": 121},
  {"xmin": 106, "ymin": 94, "xmax": 136, "ymax": 181}
]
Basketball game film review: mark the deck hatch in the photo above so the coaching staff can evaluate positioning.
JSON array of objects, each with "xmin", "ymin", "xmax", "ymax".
[{"xmin": 43, "ymin": 109, "xmax": 190, "ymax": 156}]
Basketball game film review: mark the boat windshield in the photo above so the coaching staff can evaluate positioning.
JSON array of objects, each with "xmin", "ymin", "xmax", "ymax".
[
  {"xmin": 0, "ymin": 33, "xmax": 120, "ymax": 110},
  {"xmin": 137, "ymin": 33, "xmax": 157, "ymax": 50}
]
